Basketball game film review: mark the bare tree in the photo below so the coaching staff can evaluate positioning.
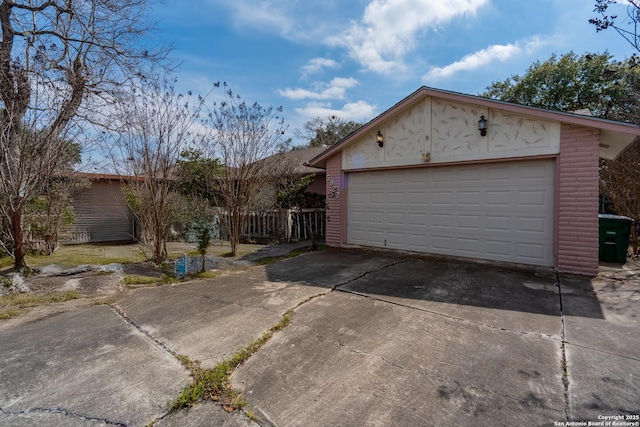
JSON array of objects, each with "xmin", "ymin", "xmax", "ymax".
[
  {"xmin": 591, "ymin": 0, "xmax": 640, "ymax": 52},
  {"xmin": 601, "ymin": 141, "xmax": 640, "ymax": 255},
  {"xmin": 195, "ymin": 84, "xmax": 289, "ymax": 257},
  {"xmin": 590, "ymin": 2, "xmax": 640, "ymax": 257},
  {"xmin": 109, "ymin": 78, "xmax": 206, "ymax": 264},
  {"xmin": 0, "ymin": 0, "xmax": 165, "ymax": 269}
]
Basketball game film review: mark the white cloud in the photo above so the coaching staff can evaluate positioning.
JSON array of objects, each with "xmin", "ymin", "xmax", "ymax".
[
  {"xmin": 214, "ymin": 0, "xmax": 351, "ymax": 42},
  {"xmin": 328, "ymin": 0, "xmax": 487, "ymax": 74},
  {"xmin": 301, "ymin": 58, "xmax": 340, "ymax": 78},
  {"xmin": 423, "ymin": 36, "xmax": 547, "ymax": 80},
  {"xmin": 296, "ymin": 101, "xmax": 377, "ymax": 122},
  {"xmin": 219, "ymin": 0, "xmax": 293, "ymax": 35},
  {"xmin": 279, "ymin": 77, "xmax": 359, "ymax": 100}
]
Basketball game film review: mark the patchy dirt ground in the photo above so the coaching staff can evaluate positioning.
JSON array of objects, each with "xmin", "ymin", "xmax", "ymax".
[
  {"xmin": 26, "ymin": 264, "xmax": 127, "ymax": 297},
  {"xmin": 7, "ymin": 254, "xmax": 254, "ymax": 299}
]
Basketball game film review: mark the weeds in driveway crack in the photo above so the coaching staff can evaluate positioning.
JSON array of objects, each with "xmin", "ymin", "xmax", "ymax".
[{"xmin": 167, "ymin": 308, "xmax": 295, "ymax": 414}]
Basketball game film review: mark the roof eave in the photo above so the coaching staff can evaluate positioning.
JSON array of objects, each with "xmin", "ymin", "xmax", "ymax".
[{"xmin": 308, "ymin": 86, "xmax": 640, "ymax": 167}]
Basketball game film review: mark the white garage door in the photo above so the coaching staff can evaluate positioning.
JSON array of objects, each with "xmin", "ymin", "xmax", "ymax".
[{"xmin": 347, "ymin": 160, "xmax": 555, "ymax": 266}]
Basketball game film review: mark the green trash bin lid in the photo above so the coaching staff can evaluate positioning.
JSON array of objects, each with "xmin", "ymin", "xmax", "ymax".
[{"xmin": 598, "ymin": 214, "xmax": 633, "ymax": 221}]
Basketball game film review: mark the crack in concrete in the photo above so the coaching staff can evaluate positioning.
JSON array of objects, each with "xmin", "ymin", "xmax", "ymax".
[
  {"xmin": 556, "ymin": 272, "xmax": 571, "ymax": 422},
  {"xmin": 200, "ymin": 295, "xmax": 285, "ymax": 313},
  {"xmin": 111, "ymin": 305, "xmax": 176, "ymax": 358},
  {"xmin": 337, "ymin": 287, "xmax": 559, "ymax": 341},
  {"xmin": 0, "ymin": 406, "xmax": 127, "ymax": 426},
  {"xmin": 563, "ymin": 341, "xmax": 640, "ymax": 363},
  {"xmin": 144, "ymin": 289, "xmax": 330, "ymax": 427},
  {"xmin": 330, "ymin": 259, "xmax": 410, "ymax": 291}
]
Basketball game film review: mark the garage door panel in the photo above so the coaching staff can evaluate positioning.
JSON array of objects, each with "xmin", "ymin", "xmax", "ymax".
[
  {"xmin": 408, "ymin": 213, "xmax": 427, "ymax": 226},
  {"xmin": 386, "ymin": 232, "xmax": 405, "ymax": 247},
  {"xmin": 350, "ymin": 229, "xmax": 366, "ymax": 241},
  {"xmin": 407, "ymin": 192, "xmax": 428, "ymax": 204},
  {"xmin": 431, "ymin": 213, "xmax": 453, "ymax": 229},
  {"xmin": 368, "ymin": 192, "xmax": 385, "ymax": 204},
  {"xmin": 350, "ymin": 191, "xmax": 368, "ymax": 204},
  {"xmin": 517, "ymin": 216, "xmax": 547, "ymax": 233},
  {"xmin": 486, "ymin": 190, "xmax": 512, "ymax": 206},
  {"xmin": 388, "ymin": 192, "xmax": 405, "ymax": 204},
  {"xmin": 431, "ymin": 235, "xmax": 454, "ymax": 251},
  {"xmin": 407, "ymin": 233, "xmax": 429, "ymax": 248},
  {"xmin": 485, "ymin": 240, "xmax": 512, "ymax": 258},
  {"xmin": 518, "ymin": 163, "xmax": 550, "ymax": 179},
  {"xmin": 458, "ymin": 167, "xmax": 482, "ymax": 182},
  {"xmin": 456, "ymin": 237, "xmax": 482, "ymax": 255},
  {"xmin": 387, "ymin": 212, "xmax": 405, "ymax": 225},
  {"xmin": 432, "ymin": 191, "xmax": 453, "ymax": 206},
  {"xmin": 486, "ymin": 166, "xmax": 513, "ymax": 181},
  {"xmin": 485, "ymin": 215, "xmax": 512, "ymax": 232},
  {"xmin": 368, "ymin": 212, "xmax": 385, "ymax": 224},
  {"xmin": 458, "ymin": 191, "xmax": 481, "ymax": 206},
  {"xmin": 457, "ymin": 214, "xmax": 481, "ymax": 230},
  {"xmin": 367, "ymin": 231, "xmax": 385, "ymax": 245},
  {"xmin": 517, "ymin": 242, "xmax": 547, "ymax": 262},
  {"xmin": 347, "ymin": 160, "xmax": 554, "ymax": 266},
  {"xmin": 518, "ymin": 190, "xmax": 548, "ymax": 206}
]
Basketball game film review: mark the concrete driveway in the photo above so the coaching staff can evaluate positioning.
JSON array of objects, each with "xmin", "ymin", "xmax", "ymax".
[{"xmin": 0, "ymin": 248, "xmax": 638, "ymax": 426}]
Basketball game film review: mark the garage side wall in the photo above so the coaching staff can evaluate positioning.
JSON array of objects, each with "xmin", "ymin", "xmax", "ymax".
[
  {"xmin": 557, "ymin": 124, "xmax": 600, "ymax": 276},
  {"xmin": 68, "ymin": 180, "xmax": 135, "ymax": 243},
  {"xmin": 325, "ymin": 154, "xmax": 343, "ymax": 246}
]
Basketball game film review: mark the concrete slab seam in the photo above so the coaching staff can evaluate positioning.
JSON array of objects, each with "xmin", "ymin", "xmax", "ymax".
[
  {"xmin": 0, "ymin": 406, "xmax": 127, "ymax": 426},
  {"xmin": 150, "ymin": 290, "xmax": 330, "ymax": 426},
  {"xmin": 111, "ymin": 304, "xmax": 176, "ymax": 357},
  {"xmin": 250, "ymin": 406, "xmax": 276, "ymax": 427},
  {"xmin": 556, "ymin": 272, "xmax": 571, "ymax": 423},
  {"xmin": 337, "ymin": 288, "xmax": 560, "ymax": 341},
  {"xmin": 296, "ymin": 322, "xmax": 565, "ymax": 414}
]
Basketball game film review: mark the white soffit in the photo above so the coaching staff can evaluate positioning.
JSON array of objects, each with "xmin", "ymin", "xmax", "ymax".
[{"xmin": 599, "ymin": 130, "xmax": 638, "ymax": 160}]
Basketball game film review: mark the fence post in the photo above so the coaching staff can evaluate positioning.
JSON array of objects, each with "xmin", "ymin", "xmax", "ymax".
[{"xmin": 285, "ymin": 209, "xmax": 293, "ymax": 242}]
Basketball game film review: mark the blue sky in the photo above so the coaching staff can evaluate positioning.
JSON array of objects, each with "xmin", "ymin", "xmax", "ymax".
[{"xmin": 151, "ymin": 0, "xmax": 634, "ymax": 147}]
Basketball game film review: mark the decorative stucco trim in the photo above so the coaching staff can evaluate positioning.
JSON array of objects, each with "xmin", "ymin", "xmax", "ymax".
[{"xmin": 308, "ymin": 87, "xmax": 640, "ymax": 169}]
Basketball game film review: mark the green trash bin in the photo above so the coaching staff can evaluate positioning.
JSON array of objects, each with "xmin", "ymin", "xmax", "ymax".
[{"xmin": 599, "ymin": 214, "xmax": 633, "ymax": 263}]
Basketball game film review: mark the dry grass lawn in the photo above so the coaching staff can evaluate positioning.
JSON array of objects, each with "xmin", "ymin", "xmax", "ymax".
[{"xmin": 0, "ymin": 241, "xmax": 266, "ymax": 270}]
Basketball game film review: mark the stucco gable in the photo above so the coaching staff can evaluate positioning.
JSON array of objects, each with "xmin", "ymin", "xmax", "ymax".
[{"xmin": 309, "ymin": 87, "xmax": 640, "ymax": 169}]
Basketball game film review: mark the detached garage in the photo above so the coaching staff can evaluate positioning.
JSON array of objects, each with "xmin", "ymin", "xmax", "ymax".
[{"xmin": 308, "ymin": 87, "xmax": 640, "ymax": 276}]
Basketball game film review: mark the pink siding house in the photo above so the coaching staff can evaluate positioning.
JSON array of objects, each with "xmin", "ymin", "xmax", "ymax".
[{"xmin": 308, "ymin": 87, "xmax": 640, "ymax": 276}]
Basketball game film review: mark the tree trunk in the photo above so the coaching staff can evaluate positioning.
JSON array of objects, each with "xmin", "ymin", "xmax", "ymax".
[
  {"xmin": 227, "ymin": 210, "xmax": 240, "ymax": 257},
  {"xmin": 152, "ymin": 218, "xmax": 166, "ymax": 264},
  {"xmin": 11, "ymin": 209, "xmax": 26, "ymax": 269}
]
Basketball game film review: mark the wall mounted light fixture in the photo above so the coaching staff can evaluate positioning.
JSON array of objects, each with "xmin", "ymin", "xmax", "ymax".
[
  {"xmin": 478, "ymin": 115, "xmax": 488, "ymax": 137},
  {"xmin": 376, "ymin": 130, "xmax": 384, "ymax": 147}
]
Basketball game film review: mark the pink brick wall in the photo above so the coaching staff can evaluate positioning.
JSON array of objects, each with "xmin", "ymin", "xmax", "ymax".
[
  {"xmin": 557, "ymin": 124, "xmax": 600, "ymax": 276},
  {"xmin": 325, "ymin": 155, "xmax": 343, "ymax": 246}
]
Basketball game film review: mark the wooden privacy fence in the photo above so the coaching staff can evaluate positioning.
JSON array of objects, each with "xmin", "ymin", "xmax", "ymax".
[{"xmin": 227, "ymin": 208, "xmax": 325, "ymax": 242}]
